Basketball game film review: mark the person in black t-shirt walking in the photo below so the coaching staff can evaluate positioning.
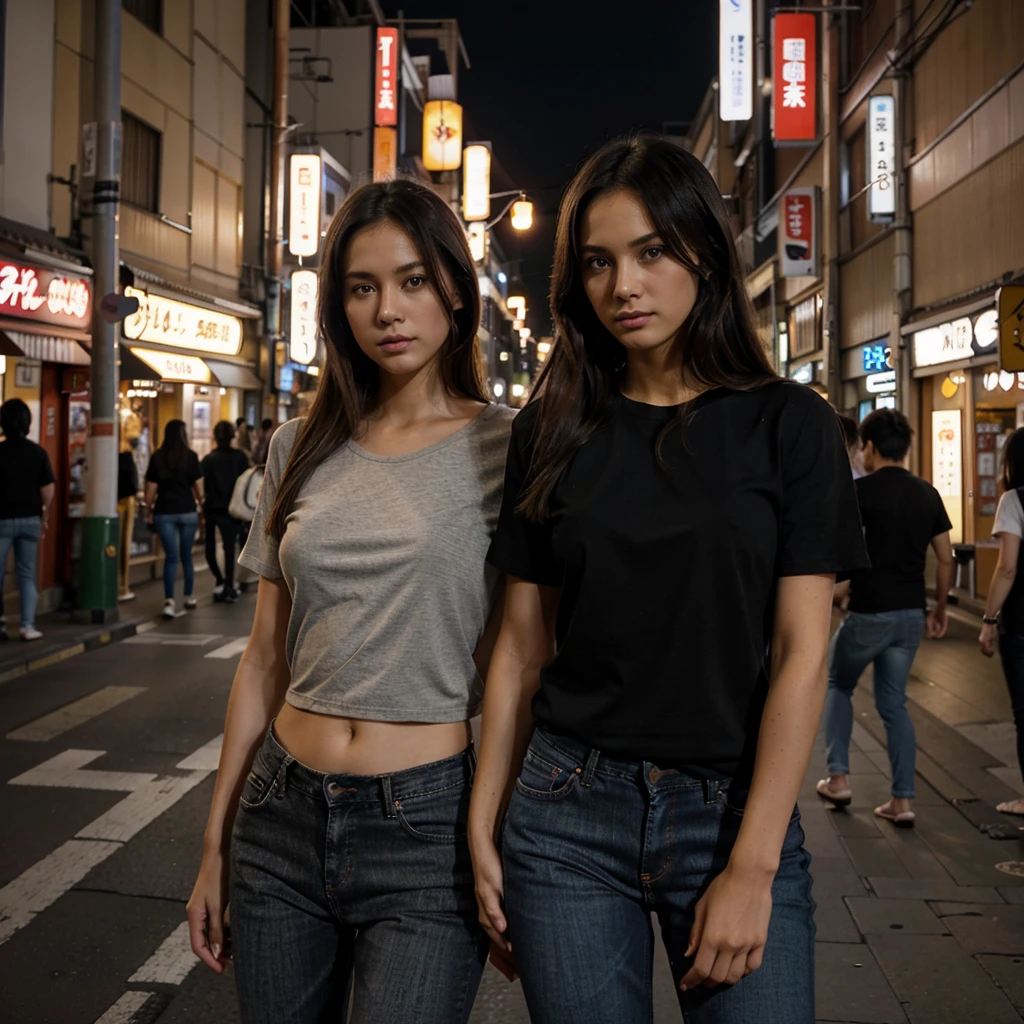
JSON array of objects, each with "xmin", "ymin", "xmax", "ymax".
[
  {"xmin": 144, "ymin": 420, "xmax": 204, "ymax": 619},
  {"xmin": 468, "ymin": 136, "xmax": 868, "ymax": 1024},
  {"xmin": 0, "ymin": 399, "xmax": 55, "ymax": 642},
  {"xmin": 201, "ymin": 420, "xmax": 250, "ymax": 602},
  {"xmin": 818, "ymin": 409, "xmax": 953, "ymax": 827}
]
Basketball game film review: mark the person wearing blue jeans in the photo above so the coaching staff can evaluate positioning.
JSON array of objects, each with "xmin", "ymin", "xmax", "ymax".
[
  {"xmin": 819, "ymin": 409, "xmax": 954, "ymax": 827},
  {"xmin": 152, "ymin": 512, "xmax": 199, "ymax": 606},
  {"xmin": 0, "ymin": 398, "xmax": 55, "ymax": 642}
]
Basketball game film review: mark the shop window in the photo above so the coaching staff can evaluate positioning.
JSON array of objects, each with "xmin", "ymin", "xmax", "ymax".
[
  {"xmin": 123, "ymin": 0, "xmax": 162, "ymax": 34},
  {"xmin": 122, "ymin": 111, "xmax": 161, "ymax": 214}
]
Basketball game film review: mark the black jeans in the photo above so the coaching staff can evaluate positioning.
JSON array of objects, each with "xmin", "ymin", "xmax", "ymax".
[
  {"xmin": 997, "ymin": 632, "xmax": 1024, "ymax": 785},
  {"xmin": 204, "ymin": 511, "xmax": 240, "ymax": 588}
]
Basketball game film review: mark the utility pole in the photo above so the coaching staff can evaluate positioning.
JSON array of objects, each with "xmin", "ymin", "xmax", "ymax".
[
  {"xmin": 78, "ymin": 0, "xmax": 121, "ymax": 622},
  {"xmin": 264, "ymin": 0, "xmax": 289, "ymax": 421},
  {"xmin": 823, "ymin": 11, "xmax": 843, "ymax": 407}
]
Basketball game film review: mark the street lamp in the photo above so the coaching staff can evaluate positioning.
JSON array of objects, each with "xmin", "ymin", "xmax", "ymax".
[{"xmin": 486, "ymin": 190, "xmax": 534, "ymax": 232}]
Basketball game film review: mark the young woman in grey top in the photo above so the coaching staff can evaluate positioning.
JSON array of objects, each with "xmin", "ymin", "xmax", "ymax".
[{"xmin": 186, "ymin": 180, "xmax": 515, "ymax": 1023}]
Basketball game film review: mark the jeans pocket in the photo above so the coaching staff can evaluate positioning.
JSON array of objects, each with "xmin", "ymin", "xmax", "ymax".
[
  {"xmin": 394, "ymin": 783, "xmax": 470, "ymax": 844},
  {"xmin": 238, "ymin": 750, "xmax": 279, "ymax": 810},
  {"xmin": 513, "ymin": 748, "xmax": 578, "ymax": 801}
]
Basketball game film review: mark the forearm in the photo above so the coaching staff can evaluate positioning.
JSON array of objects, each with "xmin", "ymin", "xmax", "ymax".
[
  {"xmin": 730, "ymin": 652, "xmax": 827, "ymax": 875},
  {"xmin": 202, "ymin": 651, "xmax": 290, "ymax": 853},
  {"xmin": 984, "ymin": 566, "xmax": 1016, "ymax": 619},
  {"xmin": 934, "ymin": 560, "xmax": 954, "ymax": 611}
]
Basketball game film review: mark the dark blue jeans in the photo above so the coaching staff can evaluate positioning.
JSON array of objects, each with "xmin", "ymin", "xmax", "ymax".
[
  {"xmin": 997, "ymin": 632, "xmax": 1024, "ymax": 786},
  {"xmin": 152, "ymin": 512, "xmax": 198, "ymax": 599},
  {"xmin": 502, "ymin": 728, "xmax": 815, "ymax": 1024},
  {"xmin": 230, "ymin": 727, "xmax": 487, "ymax": 1024}
]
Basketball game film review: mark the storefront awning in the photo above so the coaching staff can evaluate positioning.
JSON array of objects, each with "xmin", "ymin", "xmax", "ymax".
[
  {"xmin": 123, "ymin": 346, "xmax": 214, "ymax": 384},
  {"xmin": 0, "ymin": 329, "xmax": 90, "ymax": 365},
  {"xmin": 204, "ymin": 359, "xmax": 262, "ymax": 390}
]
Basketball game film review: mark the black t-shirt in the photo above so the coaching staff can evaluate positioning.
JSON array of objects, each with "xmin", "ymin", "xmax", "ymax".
[
  {"xmin": 848, "ymin": 466, "xmax": 951, "ymax": 614},
  {"xmin": 488, "ymin": 381, "xmax": 868, "ymax": 776},
  {"xmin": 0, "ymin": 437, "xmax": 56, "ymax": 519},
  {"xmin": 201, "ymin": 447, "xmax": 251, "ymax": 515},
  {"xmin": 145, "ymin": 449, "xmax": 202, "ymax": 515}
]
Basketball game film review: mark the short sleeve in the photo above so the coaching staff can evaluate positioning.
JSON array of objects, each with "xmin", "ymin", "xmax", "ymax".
[
  {"xmin": 992, "ymin": 491, "xmax": 1023, "ymax": 540},
  {"xmin": 486, "ymin": 407, "xmax": 560, "ymax": 586},
  {"xmin": 37, "ymin": 447, "xmax": 55, "ymax": 488},
  {"xmin": 188, "ymin": 451, "xmax": 202, "ymax": 484},
  {"xmin": 778, "ymin": 391, "xmax": 869, "ymax": 579},
  {"xmin": 238, "ymin": 420, "xmax": 299, "ymax": 581},
  {"xmin": 931, "ymin": 488, "xmax": 953, "ymax": 538}
]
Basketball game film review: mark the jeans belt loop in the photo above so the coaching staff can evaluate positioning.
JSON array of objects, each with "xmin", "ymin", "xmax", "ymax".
[
  {"xmin": 467, "ymin": 743, "xmax": 478, "ymax": 781},
  {"xmin": 275, "ymin": 756, "xmax": 294, "ymax": 799},
  {"xmin": 381, "ymin": 774, "xmax": 396, "ymax": 818},
  {"xmin": 580, "ymin": 747, "xmax": 601, "ymax": 788},
  {"xmin": 701, "ymin": 777, "xmax": 713, "ymax": 805}
]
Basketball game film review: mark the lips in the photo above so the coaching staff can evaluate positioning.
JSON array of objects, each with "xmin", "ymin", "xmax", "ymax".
[
  {"xmin": 378, "ymin": 336, "xmax": 414, "ymax": 353},
  {"xmin": 615, "ymin": 311, "xmax": 653, "ymax": 330}
]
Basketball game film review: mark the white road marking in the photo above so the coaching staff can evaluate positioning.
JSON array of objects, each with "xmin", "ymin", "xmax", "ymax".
[
  {"xmin": 176, "ymin": 734, "xmax": 222, "ymax": 771},
  {"xmin": 128, "ymin": 921, "xmax": 198, "ymax": 985},
  {"xmin": 205, "ymin": 636, "xmax": 249, "ymax": 660},
  {"xmin": 93, "ymin": 991, "xmax": 153, "ymax": 1024},
  {"xmin": 0, "ymin": 839, "xmax": 121, "ymax": 944},
  {"xmin": 135, "ymin": 620, "xmax": 158, "ymax": 634},
  {"xmin": 0, "ymin": 736, "xmax": 218, "ymax": 947},
  {"xmin": 123, "ymin": 632, "xmax": 222, "ymax": 647},
  {"xmin": 6, "ymin": 686, "xmax": 147, "ymax": 743},
  {"xmin": 8, "ymin": 750, "xmax": 157, "ymax": 792}
]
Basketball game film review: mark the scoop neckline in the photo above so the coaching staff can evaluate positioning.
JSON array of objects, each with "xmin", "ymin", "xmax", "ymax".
[
  {"xmin": 346, "ymin": 402, "xmax": 501, "ymax": 463},
  {"xmin": 615, "ymin": 388, "xmax": 725, "ymax": 420}
]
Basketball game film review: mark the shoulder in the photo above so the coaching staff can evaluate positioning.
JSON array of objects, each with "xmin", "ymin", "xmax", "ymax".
[
  {"xmin": 996, "ymin": 488, "xmax": 1024, "ymax": 518},
  {"xmin": 266, "ymin": 418, "xmax": 302, "ymax": 469},
  {"xmin": 474, "ymin": 402, "xmax": 517, "ymax": 439}
]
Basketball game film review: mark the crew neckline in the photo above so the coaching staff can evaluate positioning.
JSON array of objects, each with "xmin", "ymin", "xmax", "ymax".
[
  {"xmin": 346, "ymin": 402, "xmax": 501, "ymax": 463},
  {"xmin": 616, "ymin": 388, "xmax": 725, "ymax": 421}
]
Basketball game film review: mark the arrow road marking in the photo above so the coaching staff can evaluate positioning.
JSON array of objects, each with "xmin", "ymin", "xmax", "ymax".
[
  {"xmin": 6, "ymin": 686, "xmax": 147, "ymax": 743},
  {"xmin": 8, "ymin": 749, "xmax": 157, "ymax": 791}
]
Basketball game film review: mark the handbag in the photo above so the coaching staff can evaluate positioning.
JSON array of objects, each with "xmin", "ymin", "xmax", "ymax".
[{"xmin": 229, "ymin": 466, "xmax": 264, "ymax": 523}]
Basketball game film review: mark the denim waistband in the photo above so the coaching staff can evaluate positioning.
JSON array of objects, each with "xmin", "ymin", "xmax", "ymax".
[
  {"xmin": 255, "ymin": 722, "xmax": 476, "ymax": 812},
  {"xmin": 532, "ymin": 726, "xmax": 731, "ymax": 794}
]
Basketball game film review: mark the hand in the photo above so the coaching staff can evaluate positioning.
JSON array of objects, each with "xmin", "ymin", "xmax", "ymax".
[
  {"xmin": 680, "ymin": 862, "xmax": 773, "ymax": 991},
  {"xmin": 469, "ymin": 828, "xmax": 513, "ymax": 957},
  {"xmin": 489, "ymin": 941, "xmax": 519, "ymax": 982},
  {"xmin": 186, "ymin": 851, "xmax": 231, "ymax": 974},
  {"xmin": 40, "ymin": 515, "xmax": 50, "ymax": 539},
  {"xmin": 926, "ymin": 608, "xmax": 948, "ymax": 639},
  {"xmin": 979, "ymin": 622, "xmax": 997, "ymax": 658}
]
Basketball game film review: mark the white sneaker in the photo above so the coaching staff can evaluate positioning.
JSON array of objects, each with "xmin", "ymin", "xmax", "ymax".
[
  {"xmin": 162, "ymin": 600, "xmax": 176, "ymax": 619},
  {"xmin": 20, "ymin": 626, "xmax": 43, "ymax": 642},
  {"xmin": 118, "ymin": 591, "xmax": 137, "ymax": 603},
  {"xmin": 184, "ymin": 596, "xmax": 197, "ymax": 610}
]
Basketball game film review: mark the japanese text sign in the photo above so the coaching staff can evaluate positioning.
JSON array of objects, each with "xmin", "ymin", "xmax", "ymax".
[
  {"xmin": 867, "ymin": 95, "xmax": 896, "ymax": 219},
  {"xmin": 375, "ymin": 28, "xmax": 399, "ymax": 127},
  {"xmin": 0, "ymin": 258, "xmax": 91, "ymax": 331},
  {"xmin": 122, "ymin": 286, "xmax": 242, "ymax": 356},
  {"xmin": 779, "ymin": 187, "xmax": 818, "ymax": 277},
  {"xmin": 289, "ymin": 153, "xmax": 321, "ymax": 258},
  {"xmin": 289, "ymin": 270, "xmax": 319, "ymax": 366},
  {"xmin": 719, "ymin": 0, "xmax": 753, "ymax": 122},
  {"xmin": 772, "ymin": 13, "xmax": 817, "ymax": 143}
]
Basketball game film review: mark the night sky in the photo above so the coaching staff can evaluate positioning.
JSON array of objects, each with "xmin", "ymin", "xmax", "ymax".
[{"xmin": 382, "ymin": 0, "xmax": 717, "ymax": 336}]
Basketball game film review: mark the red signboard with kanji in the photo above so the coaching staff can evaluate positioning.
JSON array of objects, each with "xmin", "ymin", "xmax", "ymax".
[
  {"xmin": 0, "ymin": 257, "xmax": 92, "ymax": 331},
  {"xmin": 772, "ymin": 13, "xmax": 817, "ymax": 143},
  {"xmin": 375, "ymin": 28, "xmax": 399, "ymax": 127}
]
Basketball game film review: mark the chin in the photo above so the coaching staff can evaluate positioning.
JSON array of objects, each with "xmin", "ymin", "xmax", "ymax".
[{"xmin": 612, "ymin": 328, "xmax": 679, "ymax": 352}]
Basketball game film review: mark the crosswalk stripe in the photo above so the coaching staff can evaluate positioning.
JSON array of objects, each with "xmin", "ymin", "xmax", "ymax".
[
  {"xmin": 93, "ymin": 990, "xmax": 152, "ymax": 1024},
  {"xmin": 8, "ymin": 749, "xmax": 157, "ymax": 791},
  {"xmin": 6, "ymin": 686, "xmax": 147, "ymax": 743},
  {"xmin": 128, "ymin": 921, "xmax": 198, "ymax": 985},
  {"xmin": 205, "ymin": 637, "xmax": 249, "ymax": 659},
  {"xmin": 176, "ymin": 734, "xmax": 222, "ymax": 771}
]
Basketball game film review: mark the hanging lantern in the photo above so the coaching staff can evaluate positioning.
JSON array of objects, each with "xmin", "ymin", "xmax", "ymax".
[
  {"xmin": 510, "ymin": 200, "xmax": 533, "ymax": 230},
  {"xmin": 462, "ymin": 144, "xmax": 491, "ymax": 221},
  {"xmin": 423, "ymin": 100, "xmax": 463, "ymax": 172}
]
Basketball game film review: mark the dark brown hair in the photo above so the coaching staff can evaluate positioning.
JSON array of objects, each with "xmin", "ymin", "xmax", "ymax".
[
  {"xmin": 519, "ymin": 134, "xmax": 777, "ymax": 521},
  {"xmin": 267, "ymin": 178, "xmax": 486, "ymax": 541},
  {"xmin": 1002, "ymin": 426, "xmax": 1024, "ymax": 492}
]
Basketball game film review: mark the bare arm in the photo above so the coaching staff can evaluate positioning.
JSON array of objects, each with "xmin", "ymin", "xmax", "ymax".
[
  {"xmin": 144, "ymin": 481, "xmax": 157, "ymax": 514},
  {"xmin": 469, "ymin": 578, "xmax": 558, "ymax": 952},
  {"xmin": 472, "ymin": 577, "xmax": 507, "ymax": 681},
  {"xmin": 980, "ymin": 531, "xmax": 1020, "ymax": 656},
  {"xmin": 682, "ymin": 573, "xmax": 834, "ymax": 990},
  {"xmin": 928, "ymin": 532, "xmax": 954, "ymax": 638},
  {"xmin": 40, "ymin": 483, "xmax": 55, "ymax": 534},
  {"xmin": 187, "ymin": 575, "xmax": 292, "ymax": 971},
  {"xmin": 192, "ymin": 478, "xmax": 205, "ymax": 506}
]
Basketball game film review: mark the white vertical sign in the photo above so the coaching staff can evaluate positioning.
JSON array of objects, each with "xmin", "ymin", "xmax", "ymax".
[
  {"xmin": 867, "ymin": 95, "xmax": 896, "ymax": 219},
  {"xmin": 289, "ymin": 270, "xmax": 319, "ymax": 365},
  {"xmin": 719, "ymin": 0, "xmax": 753, "ymax": 122},
  {"xmin": 288, "ymin": 154, "xmax": 322, "ymax": 258},
  {"xmin": 932, "ymin": 409, "xmax": 963, "ymax": 543}
]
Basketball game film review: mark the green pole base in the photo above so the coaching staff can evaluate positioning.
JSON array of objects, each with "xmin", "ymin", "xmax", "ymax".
[{"xmin": 76, "ymin": 515, "xmax": 121, "ymax": 616}]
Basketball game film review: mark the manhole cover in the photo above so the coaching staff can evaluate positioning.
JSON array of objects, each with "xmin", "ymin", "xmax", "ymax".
[{"xmin": 995, "ymin": 861, "xmax": 1024, "ymax": 877}]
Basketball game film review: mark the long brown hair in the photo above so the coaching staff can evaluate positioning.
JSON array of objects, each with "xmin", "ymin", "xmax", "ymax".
[
  {"xmin": 519, "ymin": 134, "xmax": 777, "ymax": 521},
  {"xmin": 267, "ymin": 179, "xmax": 486, "ymax": 541}
]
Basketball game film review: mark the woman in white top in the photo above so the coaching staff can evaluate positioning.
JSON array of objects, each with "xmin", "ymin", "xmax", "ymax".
[{"xmin": 186, "ymin": 179, "xmax": 515, "ymax": 1022}]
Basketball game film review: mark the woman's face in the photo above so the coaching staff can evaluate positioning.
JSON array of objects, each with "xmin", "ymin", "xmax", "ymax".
[
  {"xmin": 579, "ymin": 189, "xmax": 700, "ymax": 355},
  {"xmin": 342, "ymin": 221, "xmax": 459, "ymax": 379}
]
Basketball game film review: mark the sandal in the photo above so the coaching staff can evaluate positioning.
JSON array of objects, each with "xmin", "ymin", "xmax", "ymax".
[
  {"xmin": 996, "ymin": 798, "xmax": 1024, "ymax": 817},
  {"xmin": 874, "ymin": 801, "xmax": 915, "ymax": 828},
  {"xmin": 816, "ymin": 778, "xmax": 853, "ymax": 807}
]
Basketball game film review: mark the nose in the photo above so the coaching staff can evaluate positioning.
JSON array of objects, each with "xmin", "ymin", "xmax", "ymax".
[
  {"xmin": 377, "ymin": 283, "xmax": 403, "ymax": 326},
  {"xmin": 614, "ymin": 264, "xmax": 641, "ymax": 303}
]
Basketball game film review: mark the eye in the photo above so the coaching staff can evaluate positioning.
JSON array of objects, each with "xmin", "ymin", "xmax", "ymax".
[
  {"xmin": 404, "ymin": 275, "xmax": 427, "ymax": 289},
  {"xmin": 584, "ymin": 256, "xmax": 610, "ymax": 271},
  {"xmin": 352, "ymin": 283, "xmax": 375, "ymax": 296},
  {"xmin": 641, "ymin": 246, "xmax": 665, "ymax": 261}
]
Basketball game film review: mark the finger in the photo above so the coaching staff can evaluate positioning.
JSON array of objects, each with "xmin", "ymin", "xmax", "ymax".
[
  {"xmin": 684, "ymin": 900, "xmax": 707, "ymax": 959},
  {"xmin": 724, "ymin": 951, "xmax": 747, "ymax": 986},
  {"xmin": 745, "ymin": 944, "xmax": 764, "ymax": 976},
  {"xmin": 702, "ymin": 948, "xmax": 736, "ymax": 988},
  {"xmin": 207, "ymin": 905, "xmax": 225, "ymax": 963},
  {"xmin": 479, "ymin": 917, "xmax": 506, "ymax": 952},
  {"xmin": 489, "ymin": 944, "xmax": 519, "ymax": 982},
  {"xmin": 680, "ymin": 941, "xmax": 716, "ymax": 991},
  {"xmin": 186, "ymin": 905, "xmax": 223, "ymax": 974},
  {"xmin": 477, "ymin": 889, "xmax": 510, "ymax": 948}
]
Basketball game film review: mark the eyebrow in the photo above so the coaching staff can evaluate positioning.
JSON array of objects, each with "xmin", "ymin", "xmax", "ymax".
[
  {"xmin": 580, "ymin": 231, "xmax": 661, "ymax": 254},
  {"xmin": 343, "ymin": 260, "xmax": 425, "ymax": 280}
]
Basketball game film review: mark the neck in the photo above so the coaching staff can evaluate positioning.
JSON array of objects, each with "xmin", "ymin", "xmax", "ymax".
[
  {"xmin": 874, "ymin": 458, "xmax": 905, "ymax": 471},
  {"xmin": 621, "ymin": 339, "xmax": 701, "ymax": 406},
  {"xmin": 372, "ymin": 358, "xmax": 454, "ymax": 424}
]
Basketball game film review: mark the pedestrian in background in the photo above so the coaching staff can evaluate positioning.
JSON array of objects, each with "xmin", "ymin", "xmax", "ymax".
[
  {"xmin": 470, "ymin": 135, "xmax": 868, "ymax": 1024},
  {"xmin": 117, "ymin": 435, "xmax": 140, "ymax": 602},
  {"xmin": 838, "ymin": 412, "xmax": 866, "ymax": 479},
  {"xmin": 234, "ymin": 418, "xmax": 253, "ymax": 459},
  {"xmin": 250, "ymin": 417, "xmax": 275, "ymax": 467},
  {"xmin": 144, "ymin": 419, "xmax": 203, "ymax": 619},
  {"xmin": 0, "ymin": 398, "xmax": 55, "ymax": 642},
  {"xmin": 201, "ymin": 420, "xmax": 250, "ymax": 603},
  {"xmin": 978, "ymin": 425, "xmax": 1024, "ymax": 816},
  {"xmin": 187, "ymin": 179, "xmax": 514, "ymax": 1022},
  {"xmin": 819, "ymin": 409, "xmax": 953, "ymax": 827}
]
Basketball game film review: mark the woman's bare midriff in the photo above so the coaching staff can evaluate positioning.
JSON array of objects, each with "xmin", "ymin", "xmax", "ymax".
[{"xmin": 273, "ymin": 701, "xmax": 472, "ymax": 775}]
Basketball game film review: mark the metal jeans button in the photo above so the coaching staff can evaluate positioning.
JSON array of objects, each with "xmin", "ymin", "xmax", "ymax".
[
  {"xmin": 648, "ymin": 767, "xmax": 659, "ymax": 784},
  {"xmin": 327, "ymin": 781, "xmax": 342, "ymax": 797}
]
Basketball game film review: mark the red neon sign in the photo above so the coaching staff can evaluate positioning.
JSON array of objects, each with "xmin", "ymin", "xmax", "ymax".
[
  {"xmin": 375, "ymin": 28, "xmax": 399, "ymax": 127},
  {"xmin": 772, "ymin": 13, "xmax": 817, "ymax": 143},
  {"xmin": 0, "ymin": 259, "xmax": 92, "ymax": 330}
]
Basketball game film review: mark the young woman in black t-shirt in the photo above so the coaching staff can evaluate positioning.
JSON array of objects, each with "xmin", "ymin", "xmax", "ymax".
[{"xmin": 468, "ymin": 136, "xmax": 867, "ymax": 1023}]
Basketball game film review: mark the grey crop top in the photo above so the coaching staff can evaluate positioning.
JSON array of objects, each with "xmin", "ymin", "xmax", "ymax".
[{"xmin": 238, "ymin": 404, "xmax": 516, "ymax": 722}]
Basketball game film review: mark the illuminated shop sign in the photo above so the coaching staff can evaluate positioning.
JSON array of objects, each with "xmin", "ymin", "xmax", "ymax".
[
  {"xmin": 0, "ymin": 258, "xmax": 92, "ymax": 331},
  {"xmin": 912, "ymin": 307, "xmax": 997, "ymax": 369},
  {"xmin": 719, "ymin": 0, "xmax": 753, "ymax": 122},
  {"xmin": 779, "ymin": 187, "xmax": 818, "ymax": 277},
  {"xmin": 867, "ymin": 95, "xmax": 896, "ymax": 219},
  {"xmin": 462, "ymin": 144, "xmax": 491, "ymax": 221},
  {"xmin": 866, "ymin": 370, "xmax": 896, "ymax": 394},
  {"xmin": 289, "ymin": 270, "xmax": 318, "ymax": 366},
  {"xmin": 423, "ymin": 100, "xmax": 463, "ymax": 172},
  {"xmin": 772, "ymin": 13, "xmax": 817, "ymax": 143},
  {"xmin": 375, "ymin": 28, "xmax": 399, "ymax": 127},
  {"xmin": 130, "ymin": 347, "xmax": 213, "ymax": 384},
  {"xmin": 122, "ymin": 286, "xmax": 243, "ymax": 356},
  {"xmin": 289, "ymin": 153, "xmax": 322, "ymax": 258},
  {"xmin": 862, "ymin": 343, "xmax": 892, "ymax": 373}
]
